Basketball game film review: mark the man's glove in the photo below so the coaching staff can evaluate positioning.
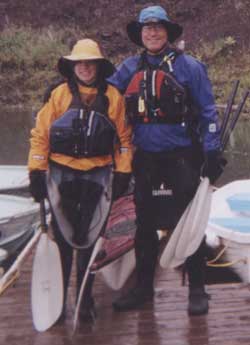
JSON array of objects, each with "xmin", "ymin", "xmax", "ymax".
[
  {"xmin": 112, "ymin": 172, "xmax": 132, "ymax": 201},
  {"xmin": 202, "ymin": 150, "xmax": 227, "ymax": 184},
  {"xmin": 29, "ymin": 170, "xmax": 47, "ymax": 202}
]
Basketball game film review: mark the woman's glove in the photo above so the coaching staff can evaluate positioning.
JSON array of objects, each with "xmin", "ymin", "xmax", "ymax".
[
  {"xmin": 29, "ymin": 170, "xmax": 47, "ymax": 202},
  {"xmin": 112, "ymin": 172, "xmax": 132, "ymax": 201},
  {"xmin": 202, "ymin": 151, "xmax": 227, "ymax": 184}
]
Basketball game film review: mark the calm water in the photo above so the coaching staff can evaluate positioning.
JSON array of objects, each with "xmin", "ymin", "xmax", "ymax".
[
  {"xmin": 0, "ymin": 107, "xmax": 35, "ymax": 165},
  {"xmin": 0, "ymin": 106, "xmax": 249, "ymax": 184},
  {"xmin": 219, "ymin": 116, "xmax": 250, "ymax": 185}
]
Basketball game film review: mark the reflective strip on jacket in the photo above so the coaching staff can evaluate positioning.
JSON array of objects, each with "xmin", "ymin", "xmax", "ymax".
[
  {"xmin": 28, "ymin": 83, "xmax": 133, "ymax": 173},
  {"xmin": 108, "ymin": 50, "xmax": 221, "ymax": 153}
]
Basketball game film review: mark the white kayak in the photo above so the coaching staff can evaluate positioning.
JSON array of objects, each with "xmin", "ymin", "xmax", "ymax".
[
  {"xmin": 205, "ymin": 179, "xmax": 250, "ymax": 282},
  {"xmin": 0, "ymin": 165, "xmax": 29, "ymax": 192},
  {"xmin": 0, "ymin": 194, "xmax": 39, "ymax": 265}
]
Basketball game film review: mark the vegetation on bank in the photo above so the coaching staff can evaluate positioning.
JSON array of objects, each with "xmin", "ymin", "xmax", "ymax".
[
  {"xmin": 0, "ymin": 25, "xmax": 82, "ymax": 109},
  {"xmin": 0, "ymin": 24, "xmax": 249, "ymax": 114}
]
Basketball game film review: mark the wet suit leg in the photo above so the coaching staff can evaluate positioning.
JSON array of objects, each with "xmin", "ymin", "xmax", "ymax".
[
  {"xmin": 170, "ymin": 154, "xmax": 209, "ymax": 315},
  {"xmin": 134, "ymin": 151, "xmax": 163, "ymax": 290},
  {"xmin": 186, "ymin": 239, "xmax": 207, "ymax": 289},
  {"xmin": 186, "ymin": 238, "xmax": 209, "ymax": 315},
  {"xmin": 134, "ymin": 168, "xmax": 159, "ymax": 292},
  {"xmin": 51, "ymin": 179, "xmax": 82, "ymax": 320},
  {"xmin": 75, "ymin": 178, "xmax": 103, "ymax": 320},
  {"xmin": 113, "ymin": 150, "xmax": 159, "ymax": 311}
]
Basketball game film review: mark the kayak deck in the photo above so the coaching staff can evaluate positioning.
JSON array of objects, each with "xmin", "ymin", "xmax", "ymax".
[
  {"xmin": 0, "ymin": 250, "xmax": 250, "ymax": 345},
  {"xmin": 0, "ymin": 165, "xmax": 29, "ymax": 193}
]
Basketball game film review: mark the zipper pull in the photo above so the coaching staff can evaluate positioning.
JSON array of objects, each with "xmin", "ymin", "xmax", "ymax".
[
  {"xmin": 79, "ymin": 108, "xmax": 84, "ymax": 120},
  {"xmin": 138, "ymin": 96, "xmax": 145, "ymax": 113},
  {"xmin": 163, "ymin": 55, "xmax": 174, "ymax": 73},
  {"xmin": 167, "ymin": 60, "xmax": 173, "ymax": 73}
]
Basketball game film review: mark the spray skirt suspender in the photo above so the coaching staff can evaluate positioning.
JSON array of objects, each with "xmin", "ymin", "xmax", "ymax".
[{"xmin": 125, "ymin": 50, "xmax": 191, "ymax": 125}]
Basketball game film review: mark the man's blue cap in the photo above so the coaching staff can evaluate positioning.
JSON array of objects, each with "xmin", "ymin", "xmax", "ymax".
[
  {"xmin": 127, "ymin": 5, "xmax": 183, "ymax": 46},
  {"xmin": 139, "ymin": 6, "xmax": 170, "ymax": 23}
]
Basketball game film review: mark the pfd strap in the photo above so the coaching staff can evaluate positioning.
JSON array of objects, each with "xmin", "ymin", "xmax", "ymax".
[{"xmin": 152, "ymin": 70, "xmax": 157, "ymax": 97}]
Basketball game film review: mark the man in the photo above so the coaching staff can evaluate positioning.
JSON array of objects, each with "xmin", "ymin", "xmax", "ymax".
[{"xmin": 108, "ymin": 5, "xmax": 224, "ymax": 315}]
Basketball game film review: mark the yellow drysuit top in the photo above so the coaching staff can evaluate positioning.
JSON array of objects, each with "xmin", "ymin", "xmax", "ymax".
[{"xmin": 28, "ymin": 82, "xmax": 132, "ymax": 173}]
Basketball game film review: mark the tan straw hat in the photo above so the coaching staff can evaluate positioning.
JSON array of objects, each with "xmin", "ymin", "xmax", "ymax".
[
  {"xmin": 63, "ymin": 39, "xmax": 106, "ymax": 61},
  {"xmin": 58, "ymin": 39, "xmax": 115, "ymax": 78}
]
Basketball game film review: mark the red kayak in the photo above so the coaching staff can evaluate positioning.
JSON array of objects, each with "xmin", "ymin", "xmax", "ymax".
[{"xmin": 90, "ymin": 194, "xmax": 136, "ymax": 272}]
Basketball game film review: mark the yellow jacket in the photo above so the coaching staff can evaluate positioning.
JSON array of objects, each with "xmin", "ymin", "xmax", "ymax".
[{"xmin": 28, "ymin": 83, "xmax": 132, "ymax": 173}]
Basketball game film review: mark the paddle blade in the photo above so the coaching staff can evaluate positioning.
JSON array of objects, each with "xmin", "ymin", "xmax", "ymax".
[
  {"xmin": 160, "ymin": 178, "xmax": 212, "ymax": 268},
  {"xmin": 100, "ymin": 249, "xmax": 136, "ymax": 290},
  {"xmin": 31, "ymin": 233, "xmax": 63, "ymax": 332},
  {"xmin": 159, "ymin": 202, "xmax": 191, "ymax": 268}
]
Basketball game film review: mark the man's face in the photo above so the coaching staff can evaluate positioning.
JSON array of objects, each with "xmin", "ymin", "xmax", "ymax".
[{"xmin": 141, "ymin": 22, "xmax": 168, "ymax": 53}]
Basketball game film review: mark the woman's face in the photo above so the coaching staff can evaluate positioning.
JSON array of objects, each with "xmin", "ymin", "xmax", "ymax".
[{"xmin": 74, "ymin": 60, "xmax": 97, "ymax": 84}]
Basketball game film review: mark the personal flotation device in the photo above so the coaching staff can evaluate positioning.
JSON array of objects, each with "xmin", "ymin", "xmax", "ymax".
[
  {"xmin": 49, "ymin": 85, "xmax": 117, "ymax": 158},
  {"xmin": 125, "ymin": 50, "xmax": 193, "ymax": 125}
]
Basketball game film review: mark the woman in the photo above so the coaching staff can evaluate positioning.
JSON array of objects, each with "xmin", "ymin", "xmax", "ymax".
[{"xmin": 28, "ymin": 39, "xmax": 132, "ymax": 321}]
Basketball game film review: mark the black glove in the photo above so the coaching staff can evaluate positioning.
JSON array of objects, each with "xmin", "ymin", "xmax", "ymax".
[
  {"xmin": 112, "ymin": 172, "xmax": 132, "ymax": 201},
  {"xmin": 29, "ymin": 170, "xmax": 47, "ymax": 202},
  {"xmin": 202, "ymin": 150, "xmax": 227, "ymax": 184}
]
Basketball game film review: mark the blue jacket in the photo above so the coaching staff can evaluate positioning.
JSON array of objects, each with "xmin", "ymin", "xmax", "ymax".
[{"xmin": 108, "ymin": 49, "xmax": 221, "ymax": 153}]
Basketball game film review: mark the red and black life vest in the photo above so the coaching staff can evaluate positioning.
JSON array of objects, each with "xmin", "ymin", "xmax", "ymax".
[{"xmin": 125, "ymin": 50, "xmax": 191, "ymax": 125}]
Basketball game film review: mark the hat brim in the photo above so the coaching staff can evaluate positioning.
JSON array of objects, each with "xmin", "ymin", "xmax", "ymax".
[
  {"xmin": 57, "ymin": 57, "xmax": 115, "ymax": 79},
  {"xmin": 127, "ymin": 20, "xmax": 183, "ymax": 46}
]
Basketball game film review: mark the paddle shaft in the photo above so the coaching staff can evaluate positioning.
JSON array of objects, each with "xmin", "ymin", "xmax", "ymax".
[
  {"xmin": 0, "ymin": 229, "xmax": 42, "ymax": 296},
  {"xmin": 73, "ymin": 236, "xmax": 104, "ymax": 333},
  {"xmin": 221, "ymin": 89, "xmax": 249, "ymax": 151},
  {"xmin": 220, "ymin": 80, "xmax": 239, "ymax": 141},
  {"xmin": 40, "ymin": 200, "xmax": 48, "ymax": 232}
]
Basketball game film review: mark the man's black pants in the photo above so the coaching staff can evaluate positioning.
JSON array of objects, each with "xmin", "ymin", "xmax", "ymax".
[{"xmin": 132, "ymin": 148, "xmax": 206, "ymax": 289}]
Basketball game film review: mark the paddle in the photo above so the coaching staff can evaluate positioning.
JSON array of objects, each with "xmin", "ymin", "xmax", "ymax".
[
  {"xmin": 0, "ymin": 229, "xmax": 41, "ymax": 296},
  {"xmin": 96, "ymin": 249, "xmax": 136, "ymax": 291},
  {"xmin": 73, "ymin": 236, "xmax": 104, "ymax": 333},
  {"xmin": 220, "ymin": 80, "xmax": 239, "ymax": 142},
  {"xmin": 31, "ymin": 200, "xmax": 64, "ymax": 332},
  {"xmin": 221, "ymin": 89, "xmax": 250, "ymax": 151},
  {"xmin": 160, "ymin": 177, "xmax": 212, "ymax": 268}
]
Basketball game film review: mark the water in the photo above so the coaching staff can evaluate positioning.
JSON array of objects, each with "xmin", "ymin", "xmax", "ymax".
[
  {"xmin": 219, "ymin": 117, "xmax": 250, "ymax": 185},
  {"xmin": 0, "ymin": 107, "xmax": 35, "ymax": 165}
]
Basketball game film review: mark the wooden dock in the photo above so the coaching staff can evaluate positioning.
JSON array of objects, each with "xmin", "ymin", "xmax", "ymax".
[{"xmin": 1, "ymin": 251, "xmax": 250, "ymax": 345}]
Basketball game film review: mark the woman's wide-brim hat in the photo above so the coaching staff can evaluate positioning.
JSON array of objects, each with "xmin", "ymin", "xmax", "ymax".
[
  {"xmin": 127, "ymin": 6, "xmax": 183, "ymax": 46},
  {"xmin": 58, "ymin": 39, "xmax": 115, "ymax": 79}
]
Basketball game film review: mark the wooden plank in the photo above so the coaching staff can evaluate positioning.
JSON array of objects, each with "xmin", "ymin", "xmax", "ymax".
[{"xmin": 1, "ymin": 253, "xmax": 250, "ymax": 345}]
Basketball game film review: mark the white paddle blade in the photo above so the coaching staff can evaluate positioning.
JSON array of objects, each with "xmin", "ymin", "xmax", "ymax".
[
  {"xmin": 31, "ymin": 233, "xmax": 63, "ymax": 332},
  {"xmin": 73, "ymin": 237, "xmax": 104, "ymax": 332},
  {"xmin": 159, "ymin": 202, "xmax": 191, "ymax": 268},
  {"xmin": 160, "ymin": 178, "xmax": 212, "ymax": 269},
  {"xmin": 100, "ymin": 249, "xmax": 136, "ymax": 290}
]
